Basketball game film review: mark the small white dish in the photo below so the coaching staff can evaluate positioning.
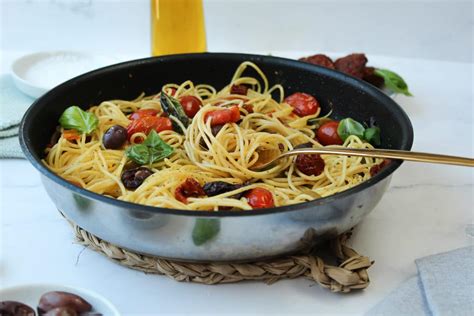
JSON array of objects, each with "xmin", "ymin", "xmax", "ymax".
[
  {"xmin": 0, "ymin": 283, "xmax": 120, "ymax": 315},
  {"xmin": 11, "ymin": 51, "xmax": 117, "ymax": 98}
]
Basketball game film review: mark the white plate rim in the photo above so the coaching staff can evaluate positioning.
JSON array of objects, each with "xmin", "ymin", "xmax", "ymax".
[{"xmin": 10, "ymin": 50, "xmax": 117, "ymax": 98}]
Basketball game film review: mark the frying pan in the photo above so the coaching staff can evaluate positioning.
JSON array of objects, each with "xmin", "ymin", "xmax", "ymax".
[{"xmin": 20, "ymin": 53, "xmax": 413, "ymax": 262}]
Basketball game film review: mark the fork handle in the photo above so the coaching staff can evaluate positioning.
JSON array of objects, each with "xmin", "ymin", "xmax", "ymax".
[{"xmin": 284, "ymin": 148, "xmax": 474, "ymax": 167}]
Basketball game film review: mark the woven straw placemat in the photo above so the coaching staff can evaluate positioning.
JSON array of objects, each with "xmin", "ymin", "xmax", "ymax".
[{"xmin": 70, "ymin": 221, "xmax": 374, "ymax": 293}]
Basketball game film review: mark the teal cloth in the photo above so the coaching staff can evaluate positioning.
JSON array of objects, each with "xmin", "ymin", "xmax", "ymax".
[
  {"xmin": 367, "ymin": 246, "xmax": 474, "ymax": 316},
  {"xmin": 0, "ymin": 74, "xmax": 35, "ymax": 158}
]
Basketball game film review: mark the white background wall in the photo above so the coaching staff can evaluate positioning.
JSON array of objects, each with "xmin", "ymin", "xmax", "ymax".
[{"xmin": 1, "ymin": 0, "xmax": 473, "ymax": 62}]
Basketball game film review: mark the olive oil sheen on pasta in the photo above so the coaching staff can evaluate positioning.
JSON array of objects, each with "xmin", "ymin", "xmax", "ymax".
[{"xmin": 151, "ymin": 0, "xmax": 207, "ymax": 56}]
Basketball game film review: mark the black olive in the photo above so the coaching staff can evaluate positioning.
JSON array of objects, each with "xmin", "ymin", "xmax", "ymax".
[
  {"xmin": 211, "ymin": 124, "xmax": 224, "ymax": 136},
  {"xmin": 0, "ymin": 301, "xmax": 35, "ymax": 316},
  {"xmin": 102, "ymin": 125, "xmax": 127, "ymax": 149},
  {"xmin": 294, "ymin": 142, "xmax": 313, "ymax": 149},
  {"xmin": 199, "ymin": 124, "xmax": 224, "ymax": 150},
  {"xmin": 49, "ymin": 126, "xmax": 61, "ymax": 147},
  {"xmin": 121, "ymin": 167, "xmax": 153, "ymax": 189},
  {"xmin": 203, "ymin": 181, "xmax": 243, "ymax": 198}
]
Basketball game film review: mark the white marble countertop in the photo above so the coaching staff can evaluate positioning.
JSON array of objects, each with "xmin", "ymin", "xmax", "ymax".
[{"xmin": 0, "ymin": 51, "xmax": 473, "ymax": 315}]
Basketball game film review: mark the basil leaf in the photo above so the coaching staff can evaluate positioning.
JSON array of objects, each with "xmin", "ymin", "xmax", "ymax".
[
  {"xmin": 337, "ymin": 118, "xmax": 365, "ymax": 141},
  {"xmin": 160, "ymin": 91, "xmax": 190, "ymax": 134},
  {"xmin": 125, "ymin": 144, "xmax": 150, "ymax": 165},
  {"xmin": 125, "ymin": 131, "xmax": 174, "ymax": 165},
  {"xmin": 364, "ymin": 127, "xmax": 381, "ymax": 146},
  {"xmin": 59, "ymin": 106, "xmax": 98, "ymax": 134},
  {"xmin": 374, "ymin": 68, "xmax": 412, "ymax": 96},
  {"xmin": 192, "ymin": 218, "xmax": 220, "ymax": 246},
  {"xmin": 143, "ymin": 129, "xmax": 163, "ymax": 147},
  {"xmin": 147, "ymin": 132, "xmax": 174, "ymax": 163}
]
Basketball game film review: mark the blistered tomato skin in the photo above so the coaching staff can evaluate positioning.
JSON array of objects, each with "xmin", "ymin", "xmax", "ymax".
[
  {"xmin": 245, "ymin": 188, "xmax": 274, "ymax": 209},
  {"xmin": 204, "ymin": 106, "xmax": 241, "ymax": 126},
  {"xmin": 175, "ymin": 178, "xmax": 206, "ymax": 204},
  {"xmin": 317, "ymin": 121, "xmax": 343, "ymax": 146},
  {"xmin": 126, "ymin": 116, "xmax": 173, "ymax": 141},
  {"xmin": 129, "ymin": 109, "xmax": 159, "ymax": 121},
  {"xmin": 179, "ymin": 95, "xmax": 202, "ymax": 118},
  {"xmin": 370, "ymin": 159, "xmax": 392, "ymax": 176},
  {"xmin": 230, "ymin": 84, "xmax": 249, "ymax": 95},
  {"xmin": 295, "ymin": 153, "xmax": 325, "ymax": 176},
  {"xmin": 284, "ymin": 92, "xmax": 319, "ymax": 117}
]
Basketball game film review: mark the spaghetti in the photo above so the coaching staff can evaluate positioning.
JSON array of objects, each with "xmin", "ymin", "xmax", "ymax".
[{"xmin": 44, "ymin": 62, "xmax": 382, "ymax": 211}]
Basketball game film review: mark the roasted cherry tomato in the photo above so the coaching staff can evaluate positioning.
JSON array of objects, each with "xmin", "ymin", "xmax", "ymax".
[
  {"xmin": 295, "ymin": 153, "xmax": 325, "ymax": 176},
  {"xmin": 179, "ymin": 95, "xmax": 202, "ymax": 118},
  {"xmin": 284, "ymin": 92, "xmax": 319, "ymax": 117},
  {"xmin": 175, "ymin": 178, "xmax": 206, "ymax": 204},
  {"xmin": 129, "ymin": 109, "xmax": 159, "ymax": 121},
  {"xmin": 244, "ymin": 188, "xmax": 274, "ymax": 209},
  {"xmin": 165, "ymin": 87, "xmax": 177, "ymax": 96},
  {"xmin": 126, "ymin": 116, "xmax": 173, "ymax": 141},
  {"xmin": 242, "ymin": 104, "xmax": 254, "ymax": 114},
  {"xmin": 370, "ymin": 159, "xmax": 392, "ymax": 176},
  {"xmin": 204, "ymin": 106, "xmax": 241, "ymax": 126},
  {"xmin": 230, "ymin": 84, "xmax": 249, "ymax": 95},
  {"xmin": 62, "ymin": 129, "xmax": 81, "ymax": 141},
  {"xmin": 317, "ymin": 121, "xmax": 343, "ymax": 145}
]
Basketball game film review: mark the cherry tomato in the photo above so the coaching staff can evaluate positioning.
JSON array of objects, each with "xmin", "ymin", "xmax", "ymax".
[
  {"xmin": 284, "ymin": 92, "xmax": 319, "ymax": 117},
  {"xmin": 317, "ymin": 121, "xmax": 343, "ymax": 145},
  {"xmin": 295, "ymin": 153, "xmax": 325, "ymax": 176},
  {"xmin": 62, "ymin": 129, "xmax": 81, "ymax": 141},
  {"xmin": 204, "ymin": 106, "xmax": 241, "ymax": 126},
  {"xmin": 165, "ymin": 87, "xmax": 177, "ymax": 96},
  {"xmin": 370, "ymin": 159, "xmax": 392, "ymax": 176},
  {"xmin": 230, "ymin": 84, "xmax": 249, "ymax": 95},
  {"xmin": 242, "ymin": 104, "xmax": 254, "ymax": 113},
  {"xmin": 175, "ymin": 178, "xmax": 205, "ymax": 204},
  {"xmin": 126, "ymin": 116, "xmax": 173, "ymax": 141},
  {"xmin": 179, "ymin": 95, "xmax": 202, "ymax": 118},
  {"xmin": 129, "ymin": 109, "xmax": 159, "ymax": 121},
  {"xmin": 245, "ymin": 188, "xmax": 275, "ymax": 209}
]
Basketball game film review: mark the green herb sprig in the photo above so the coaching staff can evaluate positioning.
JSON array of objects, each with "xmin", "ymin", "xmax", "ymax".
[
  {"xmin": 160, "ymin": 91, "xmax": 190, "ymax": 134},
  {"xmin": 337, "ymin": 118, "xmax": 381, "ymax": 146},
  {"xmin": 374, "ymin": 68, "xmax": 412, "ymax": 96},
  {"xmin": 59, "ymin": 106, "xmax": 98, "ymax": 134},
  {"xmin": 125, "ymin": 130, "xmax": 174, "ymax": 165}
]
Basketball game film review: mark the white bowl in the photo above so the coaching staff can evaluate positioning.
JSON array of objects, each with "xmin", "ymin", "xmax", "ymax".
[
  {"xmin": 0, "ymin": 283, "xmax": 120, "ymax": 315},
  {"xmin": 11, "ymin": 51, "xmax": 117, "ymax": 98}
]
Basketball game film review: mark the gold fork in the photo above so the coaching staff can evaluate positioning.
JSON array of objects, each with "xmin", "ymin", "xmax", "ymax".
[{"xmin": 252, "ymin": 147, "xmax": 474, "ymax": 170}]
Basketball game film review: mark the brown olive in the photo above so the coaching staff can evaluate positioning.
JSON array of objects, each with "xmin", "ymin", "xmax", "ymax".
[
  {"xmin": 37, "ymin": 291, "xmax": 91, "ymax": 315},
  {"xmin": 102, "ymin": 125, "xmax": 127, "ymax": 149},
  {"xmin": 43, "ymin": 307, "xmax": 77, "ymax": 316},
  {"xmin": 0, "ymin": 301, "xmax": 35, "ymax": 316},
  {"xmin": 121, "ymin": 167, "xmax": 153, "ymax": 189}
]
